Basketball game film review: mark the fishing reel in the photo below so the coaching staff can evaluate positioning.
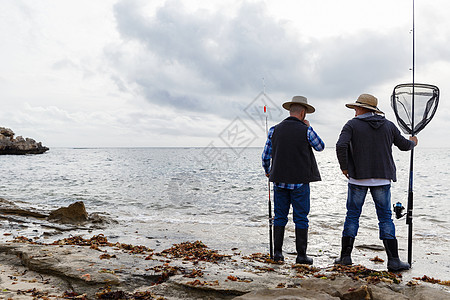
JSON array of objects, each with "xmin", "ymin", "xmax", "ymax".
[{"xmin": 393, "ymin": 202, "xmax": 406, "ymax": 219}]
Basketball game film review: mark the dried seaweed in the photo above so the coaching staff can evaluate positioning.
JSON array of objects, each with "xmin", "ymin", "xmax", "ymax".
[
  {"xmin": 440, "ymin": 280, "xmax": 450, "ymax": 286},
  {"xmin": 62, "ymin": 291, "xmax": 88, "ymax": 299},
  {"xmin": 254, "ymin": 265, "xmax": 275, "ymax": 272},
  {"xmin": 412, "ymin": 275, "xmax": 450, "ymax": 286},
  {"xmin": 183, "ymin": 269, "xmax": 204, "ymax": 278},
  {"xmin": 370, "ymin": 256, "xmax": 384, "ymax": 263},
  {"xmin": 51, "ymin": 234, "xmax": 153, "ymax": 254},
  {"xmin": 99, "ymin": 254, "xmax": 117, "ymax": 260},
  {"xmin": 16, "ymin": 288, "xmax": 50, "ymax": 299},
  {"xmin": 331, "ymin": 264, "xmax": 402, "ymax": 284},
  {"xmin": 226, "ymin": 275, "xmax": 252, "ymax": 283},
  {"xmin": 145, "ymin": 263, "xmax": 183, "ymax": 285},
  {"xmin": 11, "ymin": 235, "xmax": 41, "ymax": 244},
  {"xmin": 95, "ymin": 286, "xmax": 166, "ymax": 299},
  {"xmin": 242, "ymin": 252, "xmax": 279, "ymax": 264},
  {"xmin": 159, "ymin": 241, "xmax": 230, "ymax": 263},
  {"xmin": 185, "ymin": 279, "xmax": 219, "ymax": 286},
  {"xmin": 11, "ymin": 234, "xmax": 154, "ymax": 255},
  {"xmin": 292, "ymin": 264, "xmax": 320, "ymax": 275}
]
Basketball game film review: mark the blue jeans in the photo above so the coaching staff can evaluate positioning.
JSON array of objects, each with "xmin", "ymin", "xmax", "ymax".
[
  {"xmin": 273, "ymin": 184, "xmax": 310, "ymax": 229},
  {"xmin": 343, "ymin": 183, "xmax": 395, "ymax": 240}
]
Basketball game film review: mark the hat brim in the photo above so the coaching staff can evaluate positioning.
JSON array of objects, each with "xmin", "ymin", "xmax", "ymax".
[
  {"xmin": 345, "ymin": 103, "xmax": 383, "ymax": 114},
  {"xmin": 282, "ymin": 102, "xmax": 315, "ymax": 113}
]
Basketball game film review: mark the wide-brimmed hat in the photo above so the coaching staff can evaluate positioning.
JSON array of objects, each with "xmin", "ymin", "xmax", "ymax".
[
  {"xmin": 345, "ymin": 94, "xmax": 383, "ymax": 114},
  {"xmin": 282, "ymin": 96, "xmax": 315, "ymax": 113}
]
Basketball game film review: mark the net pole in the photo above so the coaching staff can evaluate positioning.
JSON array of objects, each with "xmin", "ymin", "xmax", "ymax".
[
  {"xmin": 407, "ymin": 148, "xmax": 414, "ymax": 266},
  {"xmin": 406, "ymin": 0, "xmax": 415, "ymax": 266}
]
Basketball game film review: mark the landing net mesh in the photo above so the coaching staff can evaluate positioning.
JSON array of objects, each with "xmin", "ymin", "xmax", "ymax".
[{"xmin": 391, "ymin": 83, "xmax": 439, "ymax": 135}]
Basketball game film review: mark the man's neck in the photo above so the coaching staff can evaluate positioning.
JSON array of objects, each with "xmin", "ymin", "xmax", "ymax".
[
  {"xmin": 356, "ymin": 112, "xmax": 375, "ymax": 119},
  {"xmin": 289, "ymin": 113, "xmax": 304, "ymax": 121}
]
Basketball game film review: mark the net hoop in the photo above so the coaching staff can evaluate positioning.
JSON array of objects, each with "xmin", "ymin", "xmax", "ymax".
[{"xmin": 390, "ymin": 83, "xmax": 439, "ymax": 135}]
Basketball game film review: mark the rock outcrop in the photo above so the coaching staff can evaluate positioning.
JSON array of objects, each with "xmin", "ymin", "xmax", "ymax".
[
  {"xmin": 0, "ymin": 237, "xmax": 449, "ymax": 299},
  {"xmin": 0, "ymin": 127, "xmax": 49, "ymax": 154},
  {"xmin": 1, "ymin": 199, "xmax": 449, "ymax": 299},
  {"xmin": 48, "ymin": 201, "xmax": 89, "ymax": 224},
  {"xmin": 0, "ymin": 198, "xmax": 113, "ymax": 234}
]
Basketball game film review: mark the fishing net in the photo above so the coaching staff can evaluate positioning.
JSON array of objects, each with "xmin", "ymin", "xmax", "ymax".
[{"xmin": 391, "ymin": 83, "xmax": 440, "ymax": 135}]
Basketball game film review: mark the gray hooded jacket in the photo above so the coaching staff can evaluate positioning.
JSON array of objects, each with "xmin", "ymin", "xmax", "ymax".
[{"xmin": 336, "ymin": 114, "xmax": 414, "ymax": 182}]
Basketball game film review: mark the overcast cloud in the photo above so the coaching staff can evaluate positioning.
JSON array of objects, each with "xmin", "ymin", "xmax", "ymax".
[
  {"xmin": 110, "ymin": 0, "xmax": 410, "ymax": 110},
  {"xmin": 0, "ymin": 0, "xmax": 448, "ymax": 147}
]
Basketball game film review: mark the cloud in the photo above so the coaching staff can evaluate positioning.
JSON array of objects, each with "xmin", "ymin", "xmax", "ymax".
[
  {"xmin": 52, "ymin": 59, "xmax": 79, "ymax": 71},
  {"xmin": 107, "ymin": 0, "xmax": 415, "ymax": 123},
  {"xmin": 0, "ymin": 101, "xmax": 230, "ymax": 147},
  {"xmin": 315, "ymin": 31, "xmax": 411, "ymax": 97},
  {"xmin": 2, "ymin": 0, "xmax": 447, "ymax": 147}
]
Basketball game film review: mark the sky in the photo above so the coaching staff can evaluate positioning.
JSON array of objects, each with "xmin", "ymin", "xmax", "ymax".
[{"xmin": 1, "ymin": 0, "xmax": 449, "ymax": 148}]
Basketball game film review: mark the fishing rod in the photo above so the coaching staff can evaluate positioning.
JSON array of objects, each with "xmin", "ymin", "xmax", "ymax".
[
  {"xmin": 406, "ymin": 0, "xmax": 415, "ymax": 267},
  {"xmin": 391, "ymin": 0, "xmax": 439, "ymax": 267},
  {"xmin": 391, "ymin": 0, "xmax": 440, "ymax": 269},
  {"xmin": 264, "ymin": 104, "xmax": 274, "ymax": 260}
]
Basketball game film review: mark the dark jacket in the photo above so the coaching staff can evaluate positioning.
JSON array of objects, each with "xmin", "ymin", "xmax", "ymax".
[
  {"xmin": 269, "ymin": 117, "xmax": 321, "ymax": 184},
  {"xmin": 336, "ymin": 114, "xmax": 414, "ymax": 182}
]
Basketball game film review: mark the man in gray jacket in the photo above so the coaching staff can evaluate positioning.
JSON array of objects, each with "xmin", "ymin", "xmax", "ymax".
[{"xmin": 335, "ymin": 93, "xmax": 417, "ymax": 272}]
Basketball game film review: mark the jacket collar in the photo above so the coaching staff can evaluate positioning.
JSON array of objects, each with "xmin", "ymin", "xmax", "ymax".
[{"xmin": 285, "ymin": 116, "xmax": 305, "ymax": 123}]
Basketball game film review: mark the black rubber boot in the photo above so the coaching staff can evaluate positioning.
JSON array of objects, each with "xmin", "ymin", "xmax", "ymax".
[
  {"xmin": 383, "ymin": 239, "xmax": 410, "ymax": 272},
  {"xmin": 334, "ymin": 236, "xmax": 355, "ymax": 265},
  {"xmin": 273, "ymin": 226, "xmax": 285, "ymax": 262},
  {"xmin": 295, "ymin": 228, "xmax": 313, "ymax": 265}
]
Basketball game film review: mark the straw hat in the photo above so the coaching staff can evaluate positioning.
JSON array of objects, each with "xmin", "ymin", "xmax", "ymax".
[
  {"xmin": 345, "ymin": 94, "xmax": 383, "ymax": 114},
  {"xmin": 282, "ymin": 96, "xmax": 315, "ymax": 113}
]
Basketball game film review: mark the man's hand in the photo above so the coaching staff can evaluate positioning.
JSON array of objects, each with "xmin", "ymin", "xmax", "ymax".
[
  {"xmin": 265, "ymin": 173, "xmax": 270, "ymax": 178},
  {"xmin": 303, "ymin": 119, "xmax": 310, "ymax": 127},
  {"xmin": 410, "ymin": 136, "xmax": 418, "ymax": 146},
  {"xmin": 342, "ymin": 170, "xmax": 349, "ymax": 179}
]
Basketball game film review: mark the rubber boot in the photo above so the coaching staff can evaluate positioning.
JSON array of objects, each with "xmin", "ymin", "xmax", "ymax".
[
  {"xmin": 383, "ymin": 239, "xmax": 410, "ymax": 272},
  {"xmin": 334, "ymin": 236, "xmax": 355, "ymax": 265},
  {"xmin": 273, "ymin": 226, "xmax": 285, "ymax": 262},
  {"xmin": 295, "ymin": 228, "xmax": 313, "ymax": 265}
]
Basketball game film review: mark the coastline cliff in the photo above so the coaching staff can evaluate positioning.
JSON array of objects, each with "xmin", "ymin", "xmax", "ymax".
[{"xmin": 0, "ymin": 127, "xmax": 49, "ymax": 155}]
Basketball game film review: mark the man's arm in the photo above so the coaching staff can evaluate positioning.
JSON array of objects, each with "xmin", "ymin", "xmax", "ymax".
[
  {"xmin": 336, "ymin": 121, "xmax": 352, "ymax": 174},
  {"xmin": 307, "ymin": 126, "xmax": 325, "ymax": 151},
  {"xmin": 392, "ymin": 122, "xmax": 417, "ymax": 150}
]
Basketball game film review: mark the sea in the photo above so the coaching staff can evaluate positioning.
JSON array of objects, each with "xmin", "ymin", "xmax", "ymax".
[{"xmin": 0, "ymin": 147, "xmax": 449, "ymax": 283}]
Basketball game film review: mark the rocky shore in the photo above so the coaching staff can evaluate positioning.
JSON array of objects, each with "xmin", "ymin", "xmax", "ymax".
[
  {"xmin": 0, "ymin": 127, "xmax": 49, "ymax": 155},
  {"xmin": 1, "ymin": 200, "xmax": 449, "ymax": 299}
]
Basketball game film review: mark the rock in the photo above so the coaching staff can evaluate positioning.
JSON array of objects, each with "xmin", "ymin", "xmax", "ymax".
[
  {"xmin": 355, "ymin": 244, "xmax": 385, "ymax": 251},
  {"xmin": 1, "ymin": 198, "xmax": 114, "ymax": 238},
  {"xmin": 1, "ymin": 238, "xmax": 450, "ymax": 300},
  {"xmin": 0, "ymin": 250, "xmax": 70, "ymax": 299},
  {"xmin": 233, "ymin": 287, "xmax": 339, "ymax": 300},
  {"xmin": 0, "ymin": 243, "xmax": 127, "ymax": 297},
  {"xmin": 402, "ymin": 285, "xmax": 450, "ymax": 300},
  {"xmin": 48, "ymin": 201, "xmax": 88, "ymax": 224},
  {"xmin": 2, "ymin": 200, "xmax": 450, "ymax": 299},
  {"xmin": 88, "ymin": 212, "xmax": 118, "ymax": 225},
  {"xmin": 0, "ymin": 127, "xmax": 14, "ymax": 137},
  {"xmin": 0, "ymin": 197, "xmax": 47, "ymax": 219},
  {"xmin": 0, "ymin": 127, "xmax": 49, "ymax": 155}
]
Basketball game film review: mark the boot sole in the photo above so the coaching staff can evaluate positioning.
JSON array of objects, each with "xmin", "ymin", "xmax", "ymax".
[
  {"xmin": 388, "ymin": 267, "xmax": 410, "ymax": 272},
  {"xmin": 296, "ymin": 259, "xmax": 313, "ymax": 265},
  {"xmin": 334, "ymin": 257, "xmax": 352, "ymax": 265}
]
